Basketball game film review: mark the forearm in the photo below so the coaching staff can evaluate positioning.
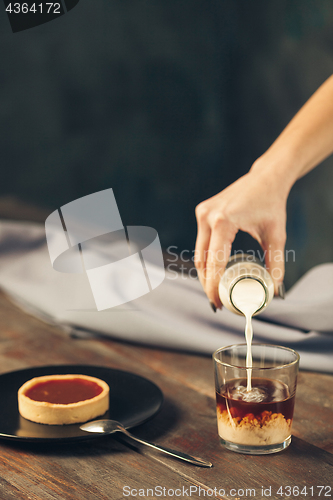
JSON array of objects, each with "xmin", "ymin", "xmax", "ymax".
[
  {"xmin": 195, "ymin": 75, "xmax": 333, "ymax": 307},
  {"xmin": 251, "ymin": 74, "xmax": 333, "ymax": 191}
]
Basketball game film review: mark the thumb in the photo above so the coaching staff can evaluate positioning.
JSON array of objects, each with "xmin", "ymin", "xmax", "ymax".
[{"xmin": 262, "ymin": 235, "xmax": 286, "ymax": 295}]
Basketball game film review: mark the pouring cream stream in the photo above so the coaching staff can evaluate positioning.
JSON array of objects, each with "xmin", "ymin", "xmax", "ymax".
[{"xmin": 231, "ymin": 279, "xmax": 265, "ymax": 391}]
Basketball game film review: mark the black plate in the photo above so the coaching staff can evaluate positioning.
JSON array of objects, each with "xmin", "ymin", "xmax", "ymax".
[{"xmin": 0, "ymin": 365, "xmax": 163, "ymax": 442}]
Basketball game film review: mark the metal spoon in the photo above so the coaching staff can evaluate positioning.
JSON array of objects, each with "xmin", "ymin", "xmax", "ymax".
[{"xmin": 80, "ymin": 419, "xmax": 212, "ymax": 468}]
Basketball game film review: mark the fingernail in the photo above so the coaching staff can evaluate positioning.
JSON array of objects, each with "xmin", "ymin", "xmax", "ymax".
[
  {"xmin": 278, "ymin": 282, "xmax": 285, "ymax": 299},
  {"xmin": 210, "ymin": 301, "xmax": 217, "ymax": 313}
]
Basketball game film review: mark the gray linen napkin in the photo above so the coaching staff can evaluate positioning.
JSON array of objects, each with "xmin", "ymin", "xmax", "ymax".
[{"xmin": 0, "ymin": 220, "xmax": 332, "ymax": 372}]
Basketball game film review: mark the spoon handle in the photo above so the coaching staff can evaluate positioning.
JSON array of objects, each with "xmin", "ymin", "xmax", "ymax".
[{"xmin": 119, "ymin": 428, "xmax": 212, "ymax": 467}]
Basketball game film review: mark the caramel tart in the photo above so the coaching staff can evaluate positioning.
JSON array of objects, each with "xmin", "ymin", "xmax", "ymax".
[{"xmin": 18, "ymin": 374, "xmax": 109, "ymax": 425}]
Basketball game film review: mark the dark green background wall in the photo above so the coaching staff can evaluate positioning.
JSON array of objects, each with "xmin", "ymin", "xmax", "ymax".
[{"xmin": 1, "ymin": 0, "xmax": 333, "ymax": 288}]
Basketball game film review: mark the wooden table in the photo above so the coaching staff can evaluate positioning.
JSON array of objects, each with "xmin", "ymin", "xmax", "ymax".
[{"xmin": 0, "ymin": 291, "xmax": 332, "ymax": 500}]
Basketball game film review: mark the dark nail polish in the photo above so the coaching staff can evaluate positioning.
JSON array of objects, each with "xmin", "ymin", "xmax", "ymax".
[
  {"xmin": 278, "ymin": 283, "xmax": 285, "ymax": 299},
  {"xmin": 210, "ymin": 301, "xmax": 217, "ymax": 313}
]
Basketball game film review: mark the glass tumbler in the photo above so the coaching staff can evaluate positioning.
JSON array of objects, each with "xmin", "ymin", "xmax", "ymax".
[{"xmin": 213, "ymin": 344, "xmax": 299, "ymax": 455}]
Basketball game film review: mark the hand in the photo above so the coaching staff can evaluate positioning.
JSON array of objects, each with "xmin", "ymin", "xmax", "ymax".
[
  {"xmin": 194, "ymin": 161, "xmax": 289, "ymax": 309},
  {"xmin": 194, "ymin": 76, "xmax": 333, "ymax": 309}
]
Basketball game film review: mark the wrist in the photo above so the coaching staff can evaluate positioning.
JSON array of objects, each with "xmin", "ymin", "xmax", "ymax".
[{"xmin": 250, "ymin": 143, "xmax": 302, "ymax": 196}]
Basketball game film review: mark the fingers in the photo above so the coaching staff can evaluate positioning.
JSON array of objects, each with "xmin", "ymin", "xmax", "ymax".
[
  {"xmin": 194, "ymin": 203, "xmax": 211, "ymax": 290},
  {"xmin": 195, "ymin": 202, "xmax": 237, "ymax": 308},
  {"xmin": 204, "ymin": 217, "xmax": 235, "ymax": 308}
]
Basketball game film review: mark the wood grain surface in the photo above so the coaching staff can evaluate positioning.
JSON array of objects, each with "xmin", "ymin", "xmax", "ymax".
[{"xmin": 0, "ymin": 291, "xmax": 332, "ymax": 500}]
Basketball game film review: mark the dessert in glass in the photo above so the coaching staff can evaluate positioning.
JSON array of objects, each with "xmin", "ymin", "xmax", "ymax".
[{"xmin": 213, "ymin": 344, "xmax": 299, "ymax": 454}]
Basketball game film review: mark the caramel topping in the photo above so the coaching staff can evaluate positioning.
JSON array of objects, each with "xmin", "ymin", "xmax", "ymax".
[{"xmin": 24, "ymin": 378, "xmax": 103, "ymax": 404}]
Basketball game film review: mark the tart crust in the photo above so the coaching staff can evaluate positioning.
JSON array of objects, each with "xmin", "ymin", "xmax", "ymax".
[{"xmin": 18, "ymin": 374, "xmax": 109, "ymax": 425}]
